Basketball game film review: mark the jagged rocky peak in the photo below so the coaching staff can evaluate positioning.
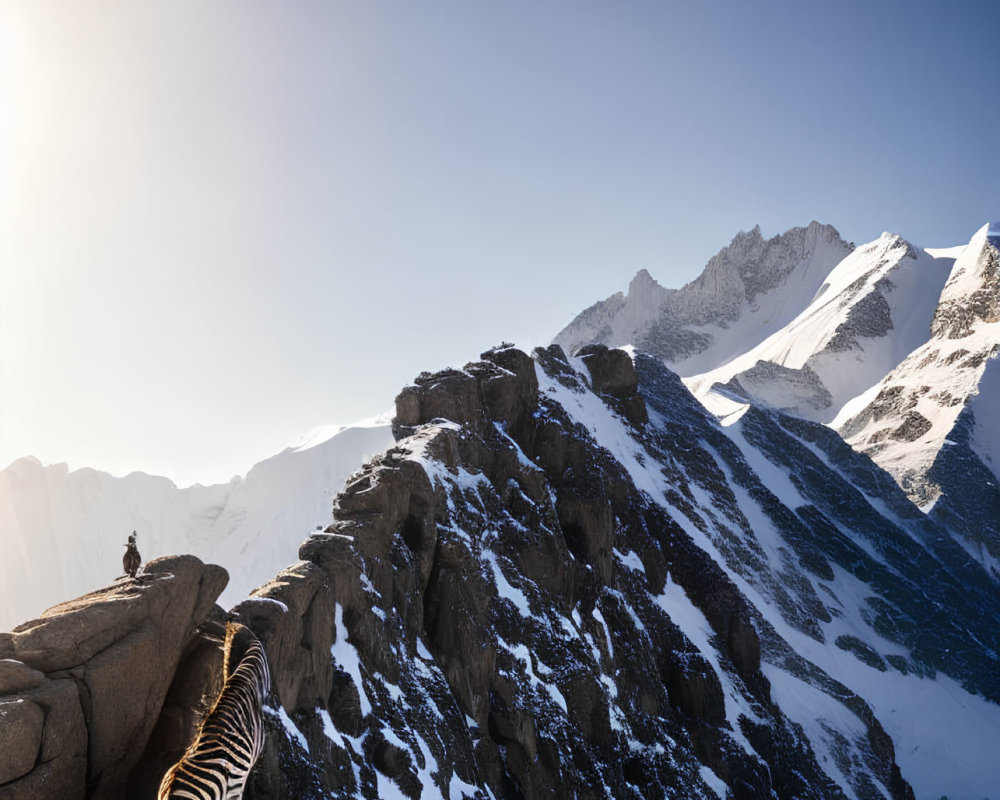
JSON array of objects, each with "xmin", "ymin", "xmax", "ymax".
[
  {"xmin": 622, "ymin": 267, "xmax": 672, "ymax": 313},
  {"xmin": 554, "ymin": 221, "xmax": 854, "ymax": 370},
  {"xmin": 627, "ymin": 266, "xmax": 661, "ymax": 294},
  {"xmin": 232, "ymin": 344, "xmax": 931, "ymax": 800},
  {"xmin": 678, "ymin": 221, "xmax": 852, "ymax": 325}
]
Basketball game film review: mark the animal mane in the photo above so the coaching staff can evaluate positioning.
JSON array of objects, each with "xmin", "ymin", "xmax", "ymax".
[{"xmin": 222, "ymin": 621, "xmax": 254, "ymax": 683}]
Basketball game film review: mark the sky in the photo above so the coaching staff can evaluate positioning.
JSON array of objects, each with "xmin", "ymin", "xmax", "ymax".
[{"xmin": 1, "ymin": 0, "xmax": 999, "ymax": 487}]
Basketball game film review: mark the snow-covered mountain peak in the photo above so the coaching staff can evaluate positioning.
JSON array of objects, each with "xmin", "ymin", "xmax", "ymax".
[
  {"xmin": 682, "ymin": 229, "xmax": 951, "ymax": 427},
  {"xmin": 832, "ymin": 223, "xmax": 1000, "ymax": 536},
  {"xmin": 685, "ymin": 221, "xmax": 851, "ymax": 319},
  {"xmin": 930, "ymin": 222, "xmax": 1000, "ymax": 338},
  {"xmin": 812, "ymin": 230, "xmax": 916, "ymax": 299}
]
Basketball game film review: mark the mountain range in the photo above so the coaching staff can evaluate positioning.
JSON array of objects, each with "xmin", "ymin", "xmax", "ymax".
[
  {"xmin": 3, "ymin": 220, "xmax": 1000, "ymax": 800},
  {"xmin": 556, "ymin": 220, "xmax": 1000, "ymax": 568}
]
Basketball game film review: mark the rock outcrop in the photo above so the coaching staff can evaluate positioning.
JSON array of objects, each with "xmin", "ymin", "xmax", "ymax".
[{"xmin": 0, "ymin": 555, "xmax": 227, "ymax": 800}]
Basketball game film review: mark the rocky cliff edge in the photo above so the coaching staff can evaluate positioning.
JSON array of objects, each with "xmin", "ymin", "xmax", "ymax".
[{"xmin": 0, "ymin": 555, "xmax": 227, "ymax": 800}]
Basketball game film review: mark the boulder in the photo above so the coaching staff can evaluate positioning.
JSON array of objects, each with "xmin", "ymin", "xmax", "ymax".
[
  {"xmin": 0, "ymin": 697, "xmax": 44, "ymax": 784},
  {"xmin": 0, "ymin": 659, "xmax": 44, "ymax": 694},
  {"xmin": 0, "ymin": 678, "xmax": 89, "ymax": 800}
]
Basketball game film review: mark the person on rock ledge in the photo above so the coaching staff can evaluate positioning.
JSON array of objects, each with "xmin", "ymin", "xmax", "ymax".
[{"xmin": 123, "ymin": 530, "xmax": 142, "ymax": 579}]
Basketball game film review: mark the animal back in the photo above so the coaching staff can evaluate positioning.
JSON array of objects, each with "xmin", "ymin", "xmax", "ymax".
[{"xmin": 157, "ymin": 624, "xmax": 270, "ymax": 800}]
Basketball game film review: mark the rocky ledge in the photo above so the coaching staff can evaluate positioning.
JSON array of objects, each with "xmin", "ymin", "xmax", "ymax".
[{"xmin": 0, "ymin": 555, "xmax": 227, "ymax": 800}]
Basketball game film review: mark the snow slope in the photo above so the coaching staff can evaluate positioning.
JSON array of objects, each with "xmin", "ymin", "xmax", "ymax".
[
  {"xmin": 0, "ymin": 417, "xmax": 395, "ymax": 630},
  {"xmin": 834, "ymin": 226, "xmax": 1000, "ymax": 476},
  {"xmin": 835, "ymin": 224, "xmax": 999, "ymax": 495},
  {"xmin": 828, "ymin": 223, "xmax": 1000, "ymax": 561}
]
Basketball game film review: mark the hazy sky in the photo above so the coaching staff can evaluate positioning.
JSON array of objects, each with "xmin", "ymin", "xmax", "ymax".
[{"xmin": 2, "ymin": 1, "xmax": 999, "ymax": 486}]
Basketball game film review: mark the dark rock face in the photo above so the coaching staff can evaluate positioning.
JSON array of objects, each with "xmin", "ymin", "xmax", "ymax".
[
  {"xmin": 0, "ymin": 556, "xmax": 228, "ymax": 800},
  {"xmin": 824, "ymin": 279, "xmax": 894, "ymax": 352},
  {"xmin": 926, "ymin": 406, "xmax": 1000, "ymax": 563},
  {"xmin": 394, "ymin": 345, "xmax": 539, "ymax": 440},
  {"xmin": 731, "ymin": 407, "xmax": 1000, "ymax": 703},
  {"xmin": 575, "ymin": 344, "xmax": 649, "ymax": 425}
]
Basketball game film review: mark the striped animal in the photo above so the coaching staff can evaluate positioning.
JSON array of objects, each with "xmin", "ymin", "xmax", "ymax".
[{"xmin": 158, "ymin": 622, "xmax": 271, "ymax": 800}]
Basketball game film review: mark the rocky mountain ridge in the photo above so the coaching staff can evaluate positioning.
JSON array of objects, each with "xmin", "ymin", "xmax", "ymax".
[{"xmin": 5, "ymin": 344, "xmax": 999, "ymax": 799}]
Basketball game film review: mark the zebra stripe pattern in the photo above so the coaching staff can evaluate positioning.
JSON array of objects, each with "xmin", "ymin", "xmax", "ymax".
[{"xmin": 158, "ymin": 622, "xmax": 272, "ymax": 800}]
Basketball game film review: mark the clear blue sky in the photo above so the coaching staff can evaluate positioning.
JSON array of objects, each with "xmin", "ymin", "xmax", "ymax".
[{"xmin": 1, "ymin": 0, "xmax": 998, "ymax": 485}]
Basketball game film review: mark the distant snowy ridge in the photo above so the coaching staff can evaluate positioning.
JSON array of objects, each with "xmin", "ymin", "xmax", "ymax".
[
  {"xmin": 836, "ymin": 225, "xmax": 997, "ymax": 494},
  {"xmin": 0, "ymin": 418, "xmax": 395, "ymax": 629}
]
